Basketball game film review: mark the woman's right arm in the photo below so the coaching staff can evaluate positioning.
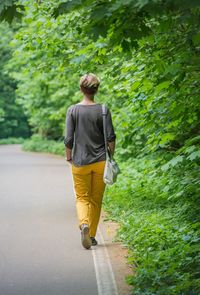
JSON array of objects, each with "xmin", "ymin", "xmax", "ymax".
[
  {"xmin": 108, "ymin": 141, "xmax": 115, "ymax": 157},
  {"xmin": 64, "ymin": 106, "xmax": 75, "ymax": 161}
]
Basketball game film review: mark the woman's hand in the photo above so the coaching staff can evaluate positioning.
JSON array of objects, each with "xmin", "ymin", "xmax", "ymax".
[
  {"xmin": 65, "ymin": 157, "xmax": 72, "ymax": 165},
  {"xmin": 65, "ymin": 147, "xmax": 72, "ymax": 164}
]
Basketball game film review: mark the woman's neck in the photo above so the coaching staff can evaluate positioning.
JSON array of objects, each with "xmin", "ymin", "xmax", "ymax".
[{"xmin": 81, "ymin": 95, "xmax": 95, "ymax": 104}]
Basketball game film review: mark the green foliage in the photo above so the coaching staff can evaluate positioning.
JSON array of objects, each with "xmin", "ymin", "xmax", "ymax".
[
  {"xmin": 53, "ymin": 0, "xmax": 200, "ymax": 49},
  {"xmin": 0, "ymin": 0, "xmax": 24, "ymax": 23},
  {"xmin": 2, "ymin": 0, "xmax": 200, "ymax": 293},
  {"xmin": 0, "ymin": 22, "xmax": 31, "ymax": 139},
  {"xmin": 22, "ymin": 134, "xmax": 65, "ymax": 156},
  {"xmin": 103, "ymin": 158, "xmax": 200, "ymax": 294},
  {"xmin": 0, "ymin": 136, "xmax": 25, "ymax": 144}
]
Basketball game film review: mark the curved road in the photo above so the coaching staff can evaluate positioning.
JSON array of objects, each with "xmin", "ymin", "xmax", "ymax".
[{"xmin": 0, "ymin": 144, "xmax": 118, "ymax": 295}]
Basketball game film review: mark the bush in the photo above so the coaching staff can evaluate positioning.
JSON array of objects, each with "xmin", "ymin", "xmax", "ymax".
[
  {"xmin": 103, "ymin": 157, "xmax": 200, "ymax": 295},
  {"xmin": 0, "ymin": 137, "xmax": 25, "ymax": 144},
  {"xmin": 22, "ymin": 134, "xmax": 65, "ymax": 156}
]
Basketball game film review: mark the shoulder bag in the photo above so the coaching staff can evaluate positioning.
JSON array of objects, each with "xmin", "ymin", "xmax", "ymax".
[{"xmin": 102, "ymin": 104, "xmax": 120, "ymax": 185}]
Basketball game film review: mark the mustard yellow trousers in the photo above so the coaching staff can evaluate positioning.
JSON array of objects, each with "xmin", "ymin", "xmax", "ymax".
[{"xmin": 71, "ymin": 160, "xmax": 106, "ymax": 237}]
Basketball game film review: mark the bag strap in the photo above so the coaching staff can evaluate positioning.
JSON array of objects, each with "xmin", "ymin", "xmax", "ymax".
[{"xmin": 102, "ymin": 104, "xmax": 110, "ymax": 159}]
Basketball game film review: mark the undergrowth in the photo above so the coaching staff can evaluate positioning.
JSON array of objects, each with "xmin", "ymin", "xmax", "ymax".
[
  {"xmin": 103, "ymin": 157, "xmax": 200, "ymax": 295},
  {"xmin": 0, "ymin": 137, "xmax": 25, "ymax": 144},
  {"xmin": 22, "ymin": 134, "xmax": 65, "ymax": 156}
]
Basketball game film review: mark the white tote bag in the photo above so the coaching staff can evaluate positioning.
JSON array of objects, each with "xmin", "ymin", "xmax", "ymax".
[{"xmin": 102, "ymin": 104, "xmax": 120, "ymax": 185}]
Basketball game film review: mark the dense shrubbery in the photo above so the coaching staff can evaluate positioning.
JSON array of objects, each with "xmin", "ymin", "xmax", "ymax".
[
  {"xmin": 1, "ymin": 0, "xmax": 200, "ymax": 293},
  {"xmin": 104, "ymin": 157, "xmax": 200, "ymax": 294},
  {"xmin": 22, "ymin": 134, "xmax": 64, "ymax": 156},
  {"xmin": 0, "ymin": 137, "xmax": 25, "ymax": 144}
]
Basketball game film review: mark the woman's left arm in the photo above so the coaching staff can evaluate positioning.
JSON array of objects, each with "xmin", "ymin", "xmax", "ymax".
[{"xmin": 106, "ymin": 108, "xmax": 116, "ymax": 156}]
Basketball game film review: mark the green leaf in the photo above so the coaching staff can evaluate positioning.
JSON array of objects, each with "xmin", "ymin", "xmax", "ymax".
[
  {"xmin": 192, "ymin": 33, "xmax": 200, "ymax": 46},
  {"xmin": 187, "ymin": 151, "xmax": 200, "ymax": 161},
  {"xmin": 53, "ymin": 0, "xmax": 82, "ymax": 17},
  {"xmin": 161, "ymin": 155, "xmax": 184, "ymax": 171},
  {"xmin": 155, "ymin": 81, "xmax": 171, "ymax": 92},
  {"xmin": 159, "ymin": 133, "xmax": 175, "ymax": 145},
  {"xmin": 170, "ymin": 155, "xmax": 184, "ymax": 167},
  {"xmin": 131, "ymin": 81, "xmax": 141, "ymax": 91}
]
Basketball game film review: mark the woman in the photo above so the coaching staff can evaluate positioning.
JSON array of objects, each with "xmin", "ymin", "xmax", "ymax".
[{"xmin": 64, "ymin": 73, "xmax": 116, "ymax": 249}]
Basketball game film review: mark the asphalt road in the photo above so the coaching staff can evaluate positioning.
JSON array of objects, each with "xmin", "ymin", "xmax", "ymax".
[{"xmin": 0, "ymin": 144, "xmax": 99, "ymax": 295}]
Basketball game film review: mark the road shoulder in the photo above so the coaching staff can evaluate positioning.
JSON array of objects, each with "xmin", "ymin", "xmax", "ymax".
[{"xmin": 99, "ymin": 211, "xmax": 133, "ymax": 295}]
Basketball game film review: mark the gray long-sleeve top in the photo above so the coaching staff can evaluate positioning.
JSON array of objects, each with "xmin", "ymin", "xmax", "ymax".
[{"xmin": 64, "ymin": 103, "xmax": 116, "ymax": 166}]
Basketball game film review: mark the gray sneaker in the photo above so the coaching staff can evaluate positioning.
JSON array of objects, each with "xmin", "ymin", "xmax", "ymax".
[{"xmin": 81, "ymin": 224, "xmax": 92, "ymax": 249}]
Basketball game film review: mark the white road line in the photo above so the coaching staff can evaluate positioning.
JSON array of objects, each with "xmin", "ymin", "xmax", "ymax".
[{"xmin": 92, "ymin": 230, "xmax": 119, "ymax": 295}]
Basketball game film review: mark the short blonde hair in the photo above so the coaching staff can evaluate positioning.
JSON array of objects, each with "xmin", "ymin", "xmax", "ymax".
[{"xmin": 80, "ymin": 73, "xmax": 100, "ymax": 94}]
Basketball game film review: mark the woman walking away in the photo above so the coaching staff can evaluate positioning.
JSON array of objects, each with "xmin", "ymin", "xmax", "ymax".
[{"xmin": 64, "ymin": 73, "xmax": 116, "ymax": 249}]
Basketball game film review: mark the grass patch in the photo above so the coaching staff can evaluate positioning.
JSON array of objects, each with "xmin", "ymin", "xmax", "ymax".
[
  {"xmin": 0, "ymin": 137, "xmax": 26, "ymax": 144},
  {"xmin": 22, "ymin": 134, "xmax": 65, "ymax": 156}
]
